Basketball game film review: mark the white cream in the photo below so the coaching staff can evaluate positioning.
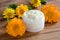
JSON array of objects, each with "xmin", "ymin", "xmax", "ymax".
[{"xmin": 22, "ymin": 10, "xmax": 45, "ymax": 32}]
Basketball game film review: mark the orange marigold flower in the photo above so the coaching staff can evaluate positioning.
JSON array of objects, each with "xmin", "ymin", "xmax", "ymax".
[
  {"xmin": 6, "ymin": 18, "xmax": 26, "ymax": 37},
  {"xmin": 16, "ymin": 4, "xmax": 28, "ymax": 18},
  {"xmin": 41, "ymin": 4, "xmax": 60, "ymax": 23}
]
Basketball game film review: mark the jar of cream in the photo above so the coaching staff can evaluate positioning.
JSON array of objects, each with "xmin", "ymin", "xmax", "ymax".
[{"xmin": 22, "ymin": 10, "xmax": 45, "ymax": 32}]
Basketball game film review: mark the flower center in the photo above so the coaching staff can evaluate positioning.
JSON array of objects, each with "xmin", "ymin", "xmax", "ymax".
[
  {"xmin": 34, "ymin": 0, "xmax": 38, "ymax": 4},
  {"xmin": 7, "ymin": 12, "xmax": 12, "ymax": 18},
  {"xmin": 46, "ymin": 11, "xmax": 54, "ymax": 18},
  {"xmin": 14, "ymin": 25, "xmax": 19, "ymax": 31},
  {"xmin": 20, "ymin": 9, "xmax": 25, "ymax": 14}
]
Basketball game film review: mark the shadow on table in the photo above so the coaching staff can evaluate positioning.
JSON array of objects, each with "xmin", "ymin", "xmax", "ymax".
[{"xmin": 0, "ymin": 31, "xmax": 40, "ymax": 40}]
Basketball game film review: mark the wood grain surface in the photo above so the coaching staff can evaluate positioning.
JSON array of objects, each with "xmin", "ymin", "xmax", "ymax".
[{"xmin": 0, "ymin": 0, "xmax": 60, "ymax": 40}]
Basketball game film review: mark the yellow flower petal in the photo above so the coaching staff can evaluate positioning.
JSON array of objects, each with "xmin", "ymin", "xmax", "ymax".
[
  {"xmin": 16, "ymin": 4, "xmax": 28, "ymax": 18},
  {"xmin": 3, "ymin": 8, "xmax": 15, "ymax": 18},
  {"xmin": 30, "ymin": 0, "xmax": 41, "ymax": 7}
]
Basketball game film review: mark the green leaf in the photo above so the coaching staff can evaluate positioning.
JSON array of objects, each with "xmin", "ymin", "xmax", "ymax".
[
  {"xmin": 28, "ymin": 6, "xmax": 32, "ymax": 10},
  {"xmin": 7, "ymin": 18, "xmax": 10, "ymax": 21},
  {"xmin": 8, "ymin": 4, "xmax": 18, "ymax": 9},
  {"xmin": 41, "ymin": 0, "xmax": 47, "ymax": 5}
]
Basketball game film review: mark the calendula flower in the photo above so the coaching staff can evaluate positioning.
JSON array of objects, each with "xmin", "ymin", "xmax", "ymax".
[
  {"xmin": 41, "ymin": 4, "xmax": 60, "ymax": 23},
  {"xmin": 3, "ymin": 8, "xmax": 15, "ymax": 18},
  {"xmin": 30, "ymin": 0, "xmax": 41, "ymax": 7},
  {"xmin": 6, "ymin": 18, "xmax": 26, "ymax": 37},
  {"xmin": 16, "ymin": 4, "xmax": 28, "ymax": 18}
]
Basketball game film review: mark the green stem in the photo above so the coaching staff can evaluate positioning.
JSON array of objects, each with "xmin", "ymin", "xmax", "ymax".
[{"xmin": 7, "ymin": 18, "xmax": 10, "ymax": 22}]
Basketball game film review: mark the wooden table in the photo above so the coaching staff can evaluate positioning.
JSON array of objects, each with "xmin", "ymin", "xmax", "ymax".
[{"xmin": 0, "ymin": 0, "xmax": 60, "ymax": 40}]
